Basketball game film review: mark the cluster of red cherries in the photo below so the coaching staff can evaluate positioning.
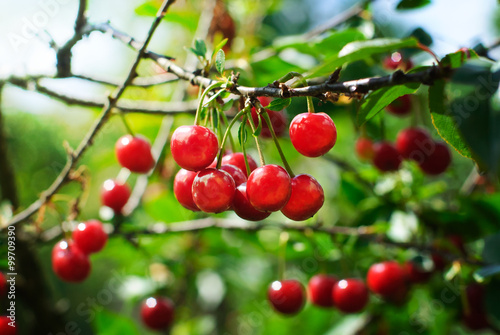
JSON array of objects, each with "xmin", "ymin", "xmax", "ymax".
[{"xmin": 0, "ymin": 273, "xmax": 16, "ymax": 335}]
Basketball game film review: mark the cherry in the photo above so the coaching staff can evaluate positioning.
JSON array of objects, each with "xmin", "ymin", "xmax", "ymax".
[
  {"xmin": 72, "ymin": 220, "xmax": 108, "ymax": 255},
  {"xmin": 395, "ymin": 127, "xmax": 433, "ymax": 162},
  {"xmin": 268, "ymin": 280, "xmax": 305, "ymax": 315},
  {"xmin": 372, "ymin": 142, "xmax": 402, "ymax": 172},
  {"xmin": 115, "ymin": 135, "xmax": 155, "ymax": 173},
  {"xmin": 220, "ymin": 164, "xmax": 247, "ymax": 186},
  {"xmin": 386, "ymin": 95, "xmax": 411, "ymax": 116},
  {"xmin": 418, "ymin": 142, "xmax": 451, "ymax": 175},
  {"xmin": 462, "ymin": 284, "xmax": 489, "ymax": 330},
  {"xmin": 367, "ymin": 261, "xmax": 407, "ymax": 299},
  {"xmin": 101, "ymin": 179, "xmax": 131, "ymax": 213},
  {"xmin": 0, "ymin": 273, "xmax": 6, "ymax": 297},
  {"xmin": 308, "ymin": 274, "xmax": 337, "ymax": 308},
  {"xmin": 251, "ymin": 97, "xmax": 287, "ymax": 138},
  {"xmin": 232, "ymin": 183, "xmax": 271, "ymax": 221},
  {"xmin": 0, "ymin": 316, "xmax": 15, "ymax": 335},
  {"xmin": 355, "ymin": 137, "xmax": 374, "ymax": 161},
  {"xmin": 332, "ymin": 279, "xmax": 369, "ymax": 313},
  {"xmin": 246, "ymin": 165, "xmax": 291, "ymax": 212},
  {"xmin": 221, "ymin": 152, "xmax": 258, "ymax": 175},
  {"xmin": 52, "ymin": 240, "xmax": 91, "ymax": 283},
  {"xmin": 383, "ymin": 52, "xmax": 413, "ymax": 71},
  {"xmin": 192, "ymin": 168, "xmax": 235, "ymax": 213},
  {"xmin": 170, "ymin": 125, "xmax": 219, "ymax": 171},
  {"xmin": 140, "ymin": 296, "xmax": 175, "ymax": 331},
  {"xmin": 404, "ymin": 260, "xmax": 432, "ymax": 284},
  {"xmin": 289, "ymin": 113, "xmax": 337, "ymax": 157},
  {"xmin": 173, "ymin": 169, "xmax": 200, "ymax": 211},
  {"xmin": 281, "ymin": 174, "xmax": 324, "ymax": 221}
]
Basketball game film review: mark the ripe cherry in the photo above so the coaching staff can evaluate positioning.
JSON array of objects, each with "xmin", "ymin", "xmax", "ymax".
[
  {"xmin": 372, "ymin": 142, "xmax": 402, "ymax": 172},
  {"xmin": 251, "ymin": 97, "xmax": 287, "ymax": 138},
  {"xmin": 289, "ymin": 113, "xmax": 337, "ymax": 157},
  {"xmin": 281, "ymin": 174, "xmax": 324, "ymax": 221},
  {"xmin": 222, "ymin": 152, "xmax": 258, "ymax": 176},
  {"xmin": 140, "ymin": 296, "xmax": 175, "ymax": 331},
  {"xmin": 383, "ymin": 52, "xmax": 413, "ymax": 71},
  {"xmin": 268, "ymin": 280, "xmax": 305, "ymax": 315},
  {"xmin": 173, "ymin": 169, "xmax": 200, "ymax": 211},
  {"xmin": 462, "ymin": 284, "xmax": 489, "ymax": 330},
  {"xmin": 386, "ymin": 95, "xmax": 411, "ymax": 116},
  {"xmin": 246, "ymin": 165, "xmax": 291, "ymax": 212},
  {"xmin": 418, "ymin": 142, "xmax": 451, "ymax": 175},
  {"xmin": 52, "ymin": 240, "xmax": 91, "ymax": 283},
  {"xmin": 0, "ymin": 273, "xmax": 6, "ymax": 297},
  {"xmin": 332, "ymin": 279, "xmax": 369, "ymax": 313},
  {"xmin": 308, "ymin": 274, "xmax": 337, "ymax": 308},
  {"xmin": 220, "ymin": 164, "xmax": 247, "ymax": 186},
  {"xmin": 367, "ymin": 261, "xmax": 407, "ymax": 299},
  {"xmin": 355, "ymin": 137, "xmax": 375, "ymax": 161},
  {"xmin": 192, "ymin": 168, "xmax": 235, "ymax": 213},
  {"xmin": 170, "ymin": 125, "xmax": 219, "ymax": 171},
  {"xmin": 101, "ymin": 179, "xmax": 131, "ymax": 213},
  {"xmin": 115, "ymin": 135, "xmax": 155, "ymax": 173},
  {"xmin": 0, "ymin": 316, "xmax": 15, "ymax": 335},
  {"xmin": 395, "ymin": 127, "xmax": 433, "ymax": 162},
  {"xmin": 404, "ymin": 260, "xmax": 432, "ymax": 284},
  {"xmin": 232, "ymin": 183, "xmax": 271, "ymax": 221},
  {"xmin": 72, "ymin": 220, "xmax": 108, "ymax": 255}
]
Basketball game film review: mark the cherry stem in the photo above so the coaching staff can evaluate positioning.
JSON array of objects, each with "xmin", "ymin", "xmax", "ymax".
[
  {"xmin": 240, "ymin": 115, "xmax": 252, "ymax": 176},
  {"xmin": 261, "ymin": 110, "xmax": 295, "ymax": 177},
  {"xmin": 194, "ymin": 81, "xmax": 223, "ymax": 125},
  {"xmin": 418, "ymin": 42, "xmax": 440, "ymax": 64},
  {"xmin": 119, "ymin": 113, "xmax": 135, "ymax": 136},
  {"xmin": 278, "ymin": 232, "xmax": 289, "ymax": 281},
  {"xmin": 245, "ymin": 104, "xmax": 266, "ymax": 167},
  {"xmin": 216, "ymin": 109, "xmax": 246, "ymax": 169},
  {"xmin": 278, "ymin": 72, "xmax": 315, "ymax": 113},
  {"xmin": 220, "ymin": 111, "xmax": 237, "ymax": 153}
]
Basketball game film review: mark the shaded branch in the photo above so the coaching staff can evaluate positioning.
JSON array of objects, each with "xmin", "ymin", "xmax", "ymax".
[{"xmin": 72, "ymin": 73, "xmax": 180, "ymax": 87}]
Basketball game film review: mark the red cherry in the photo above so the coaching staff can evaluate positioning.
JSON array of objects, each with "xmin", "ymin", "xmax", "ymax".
[
  {"xmin": 220, "ymin": 164, "xmax": 247, "ymax": 186},
  {"xmin": 289, "ymin": 113, "xmax": 337, "ymax": 157},
  {"xmin": 395, "ymin": 127, "xmax": 433, "ymax": 162},
  {"xmin": 463, "ymin": 284, "xmax": 489, "ymax": 330},
  {"xmin": 173, "ymin": 169, "xmax": 200, "ymax": 211},
  {"xmin": 332, "ymin": 279, "xmax": 369, "ymax": 313},
  {"xmin": 308, "ymin": 274, "xmax": 337, "ymax": 308},
  {"xmin": 0, "ymin": 316, "xmax": 15, "ymax": 335},
  {"xmin": 355, "ymin": 137, "xmax": 375, "ymax": 161},
  {"xmin": 404, "ymin": 261, "xmax": 432, "ymax": 284},
  {"xmin": 140, "ymin": 297, "xmax": 175, "ymax": 331},
  {"xmin": 418, "ymin": 142, "xmax": 451, "ymax": 175},
  {"xmin": 367, "ymin": 261, "xmax": 407, "ymax": 299},
  {"xmin": 72, "ymin": 220, "xmax": 108, "ymax": 254},
  {"xmin": 246, "ymin": 165, "xmax": 291, "ymax": 212},
  {"xmin": 192, "ymin": 168, "xmax": 235, "ymax": 213},
  {"xmin": 101, "ymin": 179, "xmax": 131, "ymax": 213},
  {"xmin": 281, "ymin": 174, "xmax": 324, "ymax": 221},
  {"xmin": 52, "ymin": 240, "xmax": 91, "ymax": 283},
  {"xmin": 268, "ymin": 280, "xmax": 305, "ymax": 315},
  {"xmin": 386, "ymin": 95, "xmax": 411, "ymax": 116},
  {"xmin": 372, "ymin": 142, "xmax": 402, "ymax": 172},
  {"xmin": 221, "ymin": 152, "xmax": 258, "ymax": 176},
  {"xmin": 170, "ymin": 125, "xmax": 219, "ymax": 171},
  {"xmin": 431, "ymin": 252, "xmax": 447, "ymax": 272},
  {"xmin": 383, "ymin": 52, "xmax": 413, "ymax": 71},
  {"xmin": 232, "ymin": 183, "xmax": 271, "ymax": 221},
  {"xmin": 0, "ymin": 273, "xmax": 6, "ymax": 297},
  {"xmin": 115, "ymin": 135, "xmax": 155, "ymax": 173}
]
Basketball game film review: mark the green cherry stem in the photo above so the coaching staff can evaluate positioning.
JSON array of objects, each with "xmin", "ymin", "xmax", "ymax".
[
  {"xmin": 245, "ymin": 106, "xmax": 266, "ymax": 167},
  {"xmin": 119, "ymin": 113, "xmax": 135, "ymax": 136},
  {"xmin": 194, "ymin": 81, "xmax": 223, "ymax": 125},
  {"xmin": 216, "ymin": 109, "xmax": 246, "ymax": 170},
  {"xmin": 220, "ymin": 111, "xmax": 237, "ymax": 153},
  {"xmin": 261, "ymin": 110, "xmax": 295, "ymax": 177},
  {"xmin": 240, "ymin": 115, "xmax": 252, "ymax": 176}
]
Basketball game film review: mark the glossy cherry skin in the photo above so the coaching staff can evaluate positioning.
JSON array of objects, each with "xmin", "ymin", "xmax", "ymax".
[
  {"xmin": 232, "ymin": 183, "xmax": 271, "ymax": 221},
  {"xmin": 0, "ymin": 273, "xmax": 6, "ymax": 297},
  {"xmin": 386, "ymin": 95, "xmax": 411, "ymax": 116},
  {"xmin": 355, "ymin": 137, "xmax": 375, "ymax": 161},
  {"xmin": 72, "ymin": 220, "xmax": 108, "ymax": 255},
  {"xmin": 220, "ymin": 164, "xmax": 247, "ymax": 186},
  {"xmin": 289, "ymin": 113, "xmax": 337, "ymax": 157},
  {"xmin": 372, "ymin": 142, "xmax": 402, "ymax": 172},
  {"xmin": 367, "ymin": 261, "xmax": 407, "ymax": 299},
  {"xmin": 170, "ymin": 125, "xmax": 219, "ymax": 171},
  {"xmin": 101, "ymin": 179, "xmax": 131, "ymax": 213},
  {"xmin": 332, "ymin": 279, "xmax": 369, "ymax": 313},
  {"xmin": 0, "ymin": 316, "xmax": 16, "ymax": 335},
  {"xmin": 251, "ymin": 97, "xmax": 287, "ymax": 138},
  {"xmin": 221, "ymin": 152, "xmax": 258, "ymax": 176},
  {"xmin": 281, "ymin": 174, "xmax": 324, "ymax": 221},
  {"xmin": 268, "ymin": 280, "xmax": 305, "ymax": 315},
  {"xmin": 52, "ymin": 240, "xmax": 91, "ymax": 283},
  {"xmin": 140, "ymin": 297, "xmax": 175, "ymax": 331},
  {"xmin": 395, "ymin": 127, "xmax": 433, "ymax": 162},
  {"xmin": 418, "ymin": 142, "xmax": 451, "ymax": 175},
  {"xmin": 173, "ymin": 169, "xmax": 200, "ymax": 211},
  {"xmin": 404, "ymin": 261, "xmax": 432, "ymax": 284},
  {"xmin": 192, "ymin": 168, "xmax": 235, "ymax": 213},
  {"xmin": 115, "ymin": 135, "xmax": 155, "ymax": 173},
  {"xmin": 246, "ymin": 165, "xmax": 291, "ymax": 212},
  {"xmin": 308, "ymin": 274, "xmax": 337, "ymax": 308}
]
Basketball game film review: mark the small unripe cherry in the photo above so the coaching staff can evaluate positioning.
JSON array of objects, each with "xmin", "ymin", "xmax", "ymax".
[
  {"xmin": 232, "ymin": 183, "xmax": 271, "ymax": 221},
  {"xmin": 281, "ymin": 174, "xmax": 324, "ymax": 221},
  {"xmin": 192, "ymin": 168, "xmax": 235, "ymax": 213},
  {"xmin": 289, "ymin": 113, "xmax": 337, "ymax": 157},
  {"xmin": 372, "ymin": 142, "xmax": 402, "ymax": 172},
  {"xmin": 246, "ymin": 165, "xmax": 291, "ymax": 212},
  {"xmin": 308, "ymin": 274, "xmax": 337, "ymax": 308},
  {"xmin": 332, "ymin": 279, "xmax": 369, "ymax": 313},
  {"xmin": 101, "ymin": 179, "xmax": 131, "ymax": 213},
  {"xmin": 268, "ymin": 280, "xmax": 305, "ymax": 315},
  {"xmin": 115, "ymin": 135, "xmax": 155, "ymax": 173},
  {"xmin": 355, "ymin": 137, "xmax": 375, "ymax": 161},
  {"xmin": 52, "ymin": 240, "xmax": 91, "ymax": 283},
  {"xmin": 173, "ymin": 169, "xmax": 200, "ymax": 211},
  {"xmin": 140, "ymin": 296, "xmax": 175, "ymax": 331},
  {"xmin": 72, "ymin": 220, "xmax": 108, "ymax": 254},
  {"xmin": 170, "ymin": 125, "xmax": 219, "ymax": 171}
]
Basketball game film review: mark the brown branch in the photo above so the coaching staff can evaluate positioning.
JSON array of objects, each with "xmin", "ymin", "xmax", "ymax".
[{"xmin": 71, "ymin": 73, "xmax": 180, "ymax": 87}]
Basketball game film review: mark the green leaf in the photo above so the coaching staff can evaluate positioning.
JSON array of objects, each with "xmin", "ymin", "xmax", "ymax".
[
  {"xmin": 215, "ymin": 49, "xmax": 225, "ymax": 75},
  {"xmin": 357, "ymin": 82, "xmax": 420, "ymax": 126},
  {"xmin": 238, "ymin": 117, "xmax": 248, "ymax": 146},
  {"xmin": 252, "ymin": 113, "xmax": 262, "ymax": 137},
  {"xmin": 265, "ymin": 98, "xmax": 291, "ymax": 111},
  {"xmin": 134, "ymin": 1, "xmax": 158, "ymax": 16},
  {"xmin": 212, "ymin": 38, "xmax": 228, "ymax": 59},
  {"xmin": 203, "ymin": 88, "xmax": 226, "ymax": 106},
  {"xmin": 307, "ymin": 38, "xmax": 419, "ymax": 78},
  {"xmin": 409, "ymin": 27, "xmax": 433, "ymax": 46},
  {"xmin": 396, "ymin": 0, "xmax": 432, "ymax": 10},
  {"xmin": 94, "ymin": 309, "xmax": 140, "ymax": 335},
  {"xmin": 428, "ymin": 79, "xmax": 473, "ymax": 159},
  {"xmin": 475, "ymin": 264, "xmax": 500, "ymax": 280},
  {"xmin": 483, "ymin": 233, "xmax": 500, "ymax": 264},
  {"xmin": 221, "ymin": 99, "xmax": 234, "ymax": 112},
  {"xmin": 190, "ymin": 39, "xmax": 207, "ymax": 58}
]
